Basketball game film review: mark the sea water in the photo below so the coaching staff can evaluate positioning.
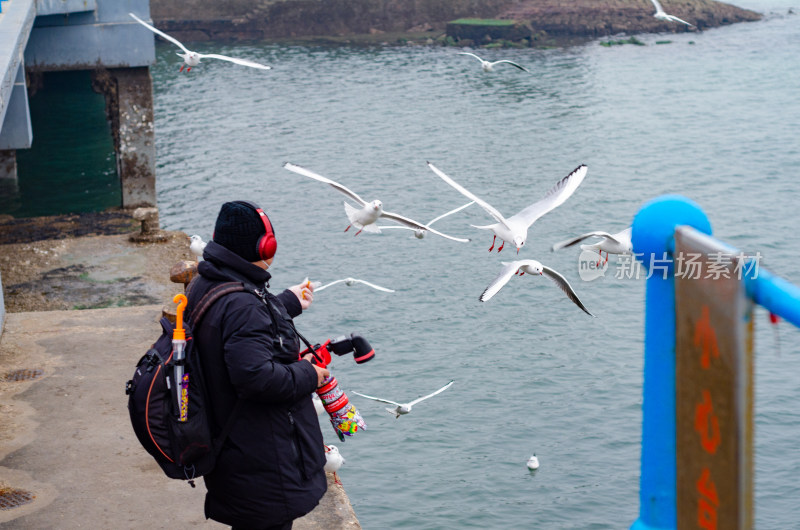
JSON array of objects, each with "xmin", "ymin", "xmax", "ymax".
[{"xmin": 150, "ymin": 2, "xmax": 800, "ymax": 527}]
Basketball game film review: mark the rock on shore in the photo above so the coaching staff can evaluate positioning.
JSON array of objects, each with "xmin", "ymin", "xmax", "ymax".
[{"xmin": 149, "ymin": 0, "xmax": 761, "ymax": 43}]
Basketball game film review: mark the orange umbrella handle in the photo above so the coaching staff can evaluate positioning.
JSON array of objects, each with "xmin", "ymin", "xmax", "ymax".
[{"xmin": 173, "ymin": 294, "xmax": 187, "ymax": 341}]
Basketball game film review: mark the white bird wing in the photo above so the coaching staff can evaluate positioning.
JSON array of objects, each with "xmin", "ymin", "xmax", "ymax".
[
  {"xmin": 426, "ymin": 162, "xmax": 510, "ymax": 229},
  {"xmin": 427, "ymin": 201, "xmax": 475, "ymax": 227},
  {"xmin": 376, "ymin": 225, "xmax": 415, "ymax": 231},
  {"xmin": 490, "ymin": 60, "xmax": 530, "ymax": 72},
  {"xmin": 129, "ymin": 13, "xmax": 191, "ymax": 55},
  {"xmin": 458, "ymin": 52, "xmax": 484, "ymax": 63},
  {"xmin": 283, "ymin": 162, "xmax": 367, "ymax": 206},
  {"xmin": 314, "ymin": 279, "xmax": 347, "ymax": 292},
  {"xmin": 380, "ymin": 210, "xmax": 470, "ymax": 242},
  {"xmin": 507, "ymin": 165, "xmax": 588, "ymax": 228},
  {"xmin": 479, "ymin": 261, "xmax": 524, "ymax": 302},
  {"xmin": 197, "ymin": 53, "xmax": 272, "ymax": 70},
  {"xmin": 649, "ymin": 0, "xmax": 667, "ymax": 15},
  {"xmin": 551, "ymin": 231, "xmax": 618, "ymax": 251},
  {"xmin": 408, "ymin": 380, "xmax": 455, "ymax": 407},
  {"xmin": 540, "ymin": 265, "xmax": 594, "ymax": 316},
  {"xmin": 349, "ymin": 279, "xmax": 395, "ymax": 293},
  {"xmin": 665, "ymin": 14, "xmax": 694, "ymax": 26},
  {"xmin": 351, "ymin": 391, "xmax": 401, "ymax": 407}
]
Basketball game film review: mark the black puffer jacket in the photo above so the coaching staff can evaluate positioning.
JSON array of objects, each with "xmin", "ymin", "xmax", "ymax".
[{"xmin": 185, "ymin": 241, "xmax": 326, "ymax": 528}]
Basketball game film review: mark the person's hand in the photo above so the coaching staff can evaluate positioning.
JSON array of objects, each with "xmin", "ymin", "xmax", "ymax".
[
  {"xmin": 289, "ymin": 278, "xmax": 315, "ymax": 310},
  {"xmin": 302, "ymin": 353, "xmax": 330, "ymax": 387}
]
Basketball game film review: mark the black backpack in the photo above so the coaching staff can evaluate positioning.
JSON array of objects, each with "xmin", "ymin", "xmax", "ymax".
[{"xmin": 125, "ymin": 282, "xmax": 244, "ymax": 487}]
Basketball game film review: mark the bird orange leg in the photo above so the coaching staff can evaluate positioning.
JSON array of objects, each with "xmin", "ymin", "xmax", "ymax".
[
  {"xmin": 355, "ymin": 228, "xmax": 363, "ymax": 236},
  {"xmin": 186, "ymin": 66, "xmax": 191, "ymax": 72},
  {"xmin": 179, "ymin": 64, "xmax": 185, "ymax": 72},
  {"xmin": 334, "ymin": 472, "xmax": 342, "ymax": 485},
  {"xmin": 604, "ymin": 252, "xmax": 609, "ymax": 265},
  {"xmin": 344, "ymin": 225, "xmax": 351, "ymax": 232},
  {"xmin": 488, "ymin": 235, "xmax": 496, "ymax": 252},
  {"xmin": 497, "ymin": 240, "xmax": 505, "ymax": 252}
]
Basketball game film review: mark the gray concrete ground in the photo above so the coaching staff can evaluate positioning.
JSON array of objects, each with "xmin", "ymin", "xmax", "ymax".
[{"xmin": 0, "ymin": 305, "xmax": 360, "ymax": 529}]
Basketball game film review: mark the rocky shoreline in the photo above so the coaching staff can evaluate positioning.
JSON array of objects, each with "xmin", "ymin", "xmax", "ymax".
[{"xmin": 150, "ymin": 0, "xmax": 762, "ymax": 46}]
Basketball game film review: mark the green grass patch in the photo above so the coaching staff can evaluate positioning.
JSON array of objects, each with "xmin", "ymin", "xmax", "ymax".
[{"xmin": 449, "ymin": 18, "xmax": 516, "ymax": 26}]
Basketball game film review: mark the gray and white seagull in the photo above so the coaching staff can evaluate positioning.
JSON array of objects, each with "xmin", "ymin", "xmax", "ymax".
[
  {"xmin": 551, "ymin": 227, "xmax": 633, "ymax": 265},
  {"xmin": 129, "ymin": 13, "xmax": 272, "ymax": 72},
  {"xmin": 427, "ymin": 162, "xmax": 587, "ymax": 253},
  {"xmin": 283, "ymin": 162, "xmax": 468, "ymax": 242},
  {"xmin": 458, "ymin": 52, "xmax": 530, "ymax": 73},
  {"xmin": 314, "ymin": 278, "xmax": 395, "ymax": 293},
  {"xmin": 480, "ymin": 259, "xmax": 594, "ymax": 316},
  {"xmin": 649, "ymin": 0, "xmax": 694, "ymax": 26},
  {"xmin": 377, "ymin": 201, "xmax": 474, "ymax": 242},
  {"xmin": 352, "ymin": 380, "xmax": 455, "ymax": 419}
]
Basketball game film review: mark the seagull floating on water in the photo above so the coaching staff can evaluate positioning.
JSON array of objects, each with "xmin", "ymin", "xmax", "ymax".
[
  {"xmin": 129, "ymin": 13, "xmax": 272, "ymax": 72},
  {"xmin": 648, "ymin": 0, "xmax": 694, "ymax": 26},
  {"xmin": 480, "ymin": 259, "xmax": 594, "ymax": 316},
  {"xmin": 283, "ymin": 162, "xmax": 466, "ymax": 242},
  {"xmin": 458, "ymin": 52, "xmax": 530, "ymax": 73},
  {"xmin": 189, "ymin": 234, "xmax": 207, "ymax": 260},
  {"xmin": 324, "ymin": 444, "xmax": 345, "ymax": 485},
  {"xmin": 551, "ymin": 227, "xmax": 633, "ymax": 265},
  {"xmin": 427, "ymin": 162, "xmax": 587, "ymax": 253},
  {"xmin": 527, "ymin": 454, "xmax": 540, "ymax": 470},
  {"xmin": 314, "ymin": 277, "xmax": 395, "ymax": 293},
  {"xmin": 378, "ymin": 201, "xmax": 474, "ymax": 242},
  {"xmin": 352, "ymin": 380, "xmax": 455, "ymax": 419}
]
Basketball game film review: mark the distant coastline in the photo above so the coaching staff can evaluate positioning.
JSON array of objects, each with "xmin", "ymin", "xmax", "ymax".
[{"xmin": 149, "ymin": 0, "xmax": 762, "ymax": 46}]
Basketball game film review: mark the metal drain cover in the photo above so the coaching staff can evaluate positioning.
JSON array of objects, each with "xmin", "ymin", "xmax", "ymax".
[
  {"xmin": 3, "ymin": 369, "xmax": 43, "ymax": 382},
  {"xmin": 0, "ymin": 487, "xmax": 35, "ymax": 510}
]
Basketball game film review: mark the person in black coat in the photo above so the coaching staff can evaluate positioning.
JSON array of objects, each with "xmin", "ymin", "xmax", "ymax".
[{"xmin": 185, "ymin": 200, "xmax": 329, "ymax": 530}]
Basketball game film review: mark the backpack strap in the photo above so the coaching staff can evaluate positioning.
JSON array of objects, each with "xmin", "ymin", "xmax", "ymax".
[{"xmin": 186, "ymin": 281, "xmax": 248, "ymax": 457}]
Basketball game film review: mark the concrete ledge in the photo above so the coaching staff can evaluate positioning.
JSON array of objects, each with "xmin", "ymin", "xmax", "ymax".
[{"xmin": 0, "ymin": 306, "xmax": 360, "ymax": 527}]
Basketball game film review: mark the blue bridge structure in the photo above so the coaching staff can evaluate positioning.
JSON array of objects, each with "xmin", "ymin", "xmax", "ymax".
[{"xmin": 0, "ymin": 0, "xmax": 156, "ymax": 206}]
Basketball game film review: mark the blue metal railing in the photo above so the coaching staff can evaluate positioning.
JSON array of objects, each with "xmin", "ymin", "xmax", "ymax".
[{"xmin": 629, "ymin": 194, "xmax": 800, "ymax": 529}]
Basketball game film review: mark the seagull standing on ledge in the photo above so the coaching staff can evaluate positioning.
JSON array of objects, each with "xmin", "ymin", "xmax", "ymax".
[
  {"xmin": 129, "ymin": 13, "xmax": 273, "ymax": 72},
  {"xmin": 324, "ymin": 445, "xmax": 345, "ymax": 485},
  {"xmin": 480, "ymin": 259, "xmax": 594, "ymax": 316},
  {"xmin": 458, "ymin": 52, "xmax": 530, "ymax": 73},
  {"xmin": 282, "ymin": 162, "xmax": 467, "ymax": 242},
  {"xmin": 189, "ymin": 234, "xmax": 207, "ymax": 261},
  {"xmin": 427, "ymin": 162, "xmax": 587, "ymax": 253},
  {"xmin": 649, "ymin": 0, "xmax": 695, "ymax": 26},
  {"xmin": 352, "ymin": 380, "xmax": 455, "ymax": 418}
]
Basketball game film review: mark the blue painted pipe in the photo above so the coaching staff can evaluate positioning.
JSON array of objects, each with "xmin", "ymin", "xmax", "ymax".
[
  {"xmin": 630, "ymin": 195, "xmax": 712, "ymax": 530},
  {"xmin": 745, "ymin": 266, "xmax": 800, "ymax": 328}
]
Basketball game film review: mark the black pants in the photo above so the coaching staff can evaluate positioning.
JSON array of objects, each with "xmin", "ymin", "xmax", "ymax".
[{"xmin": 232, "ymin": 522, "xmax": 291, "ymax": 530}]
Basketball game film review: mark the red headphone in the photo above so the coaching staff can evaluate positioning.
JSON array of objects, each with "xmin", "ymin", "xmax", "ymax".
[{"xmin": 234, "ymin": 200, "xmax": 277, "ymax": 261}]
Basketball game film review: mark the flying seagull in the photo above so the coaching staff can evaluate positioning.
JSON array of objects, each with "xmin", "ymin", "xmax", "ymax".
[
  {"xmin": 352, "ymin": 380, "xmax": 455, "ymax": 419},
  {"xmin": 649, "ymin": 0, "xmax": 694, "ymax": 26},
  {"xmin": 427, "ymin": 162, "xmax": 588, "ymax": 253},
  {"xmin": 551, "ymin": 227, "xmax": 633, "ymax": 265},
  {"xmin": 378, "ymin": 201, "xmax": 474, "ymax": 242},
  {"xmin": 129, "ymin": 13, "xmax": 272, "ymax": 71},
  {"xmin": 314, "ymin": 278, "xmax": 395, "ymax": 293},
  {"xmin": 458, "ymin": 52, "xmax": 530, "ymax": 73},
  {"xmin": 480, "ymin": 259, "xmax": 594, "ymax": 316},
  {"xmin": 283, "ymin": 162, "xmax": 467, "ymax": 242}
]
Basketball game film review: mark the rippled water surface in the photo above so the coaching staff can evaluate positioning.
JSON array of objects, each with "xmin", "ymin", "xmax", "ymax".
[{"xmin": 152, "ymin": 3, "xmax": 800, "ymax": 527}]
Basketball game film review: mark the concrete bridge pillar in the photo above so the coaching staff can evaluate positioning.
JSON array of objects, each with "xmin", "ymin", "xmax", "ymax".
[{"xmin": 92, "ymin": 67, "xmax": 157, "ymax": 209}]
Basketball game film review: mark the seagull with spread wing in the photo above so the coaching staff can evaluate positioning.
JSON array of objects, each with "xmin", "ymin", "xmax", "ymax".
[
  {"xmin": 378, "ymin": 201, "xmax": 474, "ymax": 242},
  {"xmin": 427, "ymin": 162, "xmax": 587, "ymax": 253},
  {"xmin": 314, "ymin": 278, "xmax": 395, "ymax": 293},
  {"xmin": 458, "ymin": 52, "xmax": 530, "ymax": 73},
  {"xmin": 480, "ymin": 260, "xmax": 594, "ymax": 316},
  {"xmin": 551, "ymin": 227, "xmax": 632, "ymax": 265},
  {"xmin": 649, "ymin": 0, "xmax": 694, "ymax": 26},
  {"xmin": 283, "ymin": 162, "xmax": 468, "ymax": 242},
  {"xmin": 129, "ymin": 13, "xmax": 272, "ymax": 72},
  {"xmin": 352, "ymin": 380, "xmax": 455, "ymax": 419}
]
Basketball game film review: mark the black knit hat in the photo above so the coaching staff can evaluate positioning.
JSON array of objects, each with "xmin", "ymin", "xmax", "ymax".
[{"xmin": 213, "ymin": 201, "xmax": 268, "ymax": 262}]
